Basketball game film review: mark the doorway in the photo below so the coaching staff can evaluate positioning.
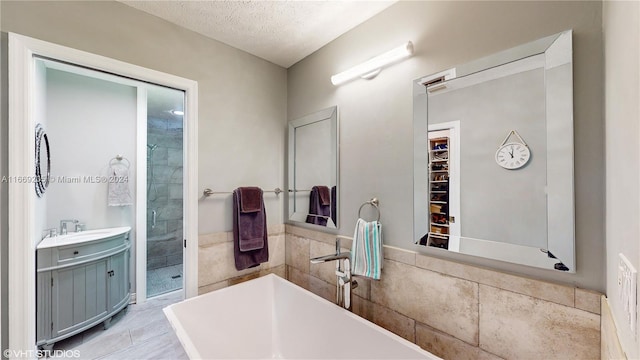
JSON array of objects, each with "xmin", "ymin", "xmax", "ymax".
[
  {"xmin": 146, "ymin": 86, "xmax": 185, "ymax": 298},
  {"xmin": 8, "ymin": 33, "xmax": 198, "ymax": 353}
]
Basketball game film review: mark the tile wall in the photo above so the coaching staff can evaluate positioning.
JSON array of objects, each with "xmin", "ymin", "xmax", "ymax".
[
  {"xmin": 284, "ymin": 224, "xmax": 602, "ymax": 360},
  {"xmin": 197, "ymin": 224, "xmax": 285, "ymax": 294}
]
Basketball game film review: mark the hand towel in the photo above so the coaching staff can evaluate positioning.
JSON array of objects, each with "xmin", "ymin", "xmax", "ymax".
[
  {"xmin": 107, "ymin": 163, "xmax": 132, "ymax": 206},
  {"xmin": 239, "ymin": 187, "xmax": 262, "ymax": 213},
  {"xmin": 351, "ymin": 218, "xmax": 383, "ymax": 280},
  {"xmin": 233, "ymin": 187, "xmax": 269, "ymax": 270},
  {"xmin": 305, "ymin": 185, "xmax": 330, "ymax": 226}
]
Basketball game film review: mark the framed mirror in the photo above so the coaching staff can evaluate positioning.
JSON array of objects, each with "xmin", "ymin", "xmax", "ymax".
[
  {"xmin": 288, "ymin": 106, "xmax": 339, "ymax": 228},
  {"xmin": 35, "ymin": 123, "xmax": 51, "ymax": 198},
  {"xmin": 413, "ymin": 30, "xmax": 574, "ymax": 272}
]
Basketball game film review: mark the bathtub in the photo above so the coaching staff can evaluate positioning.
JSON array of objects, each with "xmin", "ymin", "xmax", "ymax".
[{"xmin": 164, "ymin": 274, "xmax": 440, "ymax": 359}]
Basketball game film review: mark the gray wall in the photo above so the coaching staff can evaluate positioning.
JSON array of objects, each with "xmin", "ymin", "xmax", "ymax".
[
  {"xmin": 0, "ymin": 0, "xmax": 288, "ymax": 235},
  {"xmin": 288, "ymin": 1, "xmax": 604, "ymax": 291},
  {"xmin": 429, "ymin": 68, "xmax": 547, "ymax": 249},
  {"xmin": 604, "ymin": 0, "xmax": 640, "ymax": 357},
  {"xmin": 0, "ymin": 0, "xmax": 287, "ymax": 351}
]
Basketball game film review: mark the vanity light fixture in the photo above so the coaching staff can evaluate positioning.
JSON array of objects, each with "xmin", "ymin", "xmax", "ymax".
[{"xmin": 331, "ymin": 41, "xmax": 414, "ymax": 86}]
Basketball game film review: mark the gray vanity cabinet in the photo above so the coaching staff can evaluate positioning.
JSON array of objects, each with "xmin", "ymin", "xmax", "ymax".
[{"xmin": 36, "ymin": 231, "xmax": 131, "ymax": 349}]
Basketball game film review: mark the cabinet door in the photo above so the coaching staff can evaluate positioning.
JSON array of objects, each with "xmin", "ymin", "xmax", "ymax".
[
  {"xmin": 107, "ymin": 249, "xmax": 130, "ymax": 312},
  {"xmin": 51, "ymin": 260, "xmax": 109, "ymax": 338}
]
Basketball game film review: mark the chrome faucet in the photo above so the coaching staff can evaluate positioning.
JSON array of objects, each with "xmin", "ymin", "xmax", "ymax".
[
  {"xmin": 59, "ymin": 219, "xmax": 79, "ymax": 235},
  {"xmin": 42, "ymin": 228, "xmax": 57, "ymax": 240},
  {"xmin": 310, "ymin": 238, "xmax": 358, "ymax": 310}
]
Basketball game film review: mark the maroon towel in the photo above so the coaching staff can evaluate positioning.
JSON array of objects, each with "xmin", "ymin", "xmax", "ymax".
[
  {"xmin": 317, "ymin": 186, "xmax": 330, "ymax": 206},
  {"xmin": 233, "ymin": 187, "xmax": 269, "ymax": 270},
  {"xmin": 239, "ymin": 187, "xmax": 262, "ymax": 213},
  {"xmin": 305, "ymin": 186, "xmax": 330, "ymax": 226}
]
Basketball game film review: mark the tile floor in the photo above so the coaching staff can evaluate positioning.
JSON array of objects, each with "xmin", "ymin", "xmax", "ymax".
[
  {"xmin": 52, "ymin": 291, "xmax": 188, "ymax": 360},
  {"xmin": 147, "ymin": 264, "xmax": 183, "ymax": 298}
]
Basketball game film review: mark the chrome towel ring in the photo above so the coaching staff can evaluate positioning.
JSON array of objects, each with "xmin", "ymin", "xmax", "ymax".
[{"xmin": 358, "ymin": 198, "xmax": 380, "ymax": 222}]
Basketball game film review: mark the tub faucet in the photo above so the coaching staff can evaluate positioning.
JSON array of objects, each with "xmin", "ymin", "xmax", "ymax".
[
  {"xmin": 310, "ymin": 238, "xmax": 358, "ymax": 310},
  {"xmin": 59, "ymin": 219, "xmax": 79, "ymax": 235}
]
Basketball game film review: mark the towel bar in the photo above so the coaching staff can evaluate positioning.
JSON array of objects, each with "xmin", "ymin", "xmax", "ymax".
[
  {"xmin": 358, "ymin": 198, "xmax": 380, "ymax": 222},
  {"xmin": 203, "ymin": 187, "xmax": 283, "ymax": 197}
]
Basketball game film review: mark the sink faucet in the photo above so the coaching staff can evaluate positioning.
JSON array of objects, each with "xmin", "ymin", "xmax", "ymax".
[
  {"xmin": 42, "ymin": 228, "xmax": 57, "ymax": 240},
  {"xmin": 310, "ymin": 238, "xmax": 358, "ymax": 310},
  {"xmin": 59, "ymin": 219, "xmax": 79, "ymax": 235}
]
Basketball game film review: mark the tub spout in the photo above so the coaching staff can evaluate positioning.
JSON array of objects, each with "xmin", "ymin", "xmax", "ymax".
[
  {"xmin": 309, "ymin": 238, "xmax": 354, "ymax": 310},
  {"xmin": 310, "ymin": 252, "xmax": 350, "ymax": 264}
]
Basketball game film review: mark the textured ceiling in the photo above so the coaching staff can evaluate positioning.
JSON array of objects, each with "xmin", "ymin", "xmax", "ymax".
[{"xmin": 119, "ymin": 0, "xmax": 396, "ymax": 68}]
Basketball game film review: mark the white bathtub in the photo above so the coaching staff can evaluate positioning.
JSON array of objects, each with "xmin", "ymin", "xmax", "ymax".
[{"xmin": 164, "ymin": 274, "xmax": 440, "ymax": 360}]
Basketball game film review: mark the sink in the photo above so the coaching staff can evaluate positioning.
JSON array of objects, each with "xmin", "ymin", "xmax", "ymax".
[{"xmin": 37, "ymin": 226, "xmax": 131, "ymax": 249}]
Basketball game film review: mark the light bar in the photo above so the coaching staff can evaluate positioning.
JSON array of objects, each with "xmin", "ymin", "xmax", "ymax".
[{"xmin": 331, "ymin": 41, "xmax": 414, "ymax": 86}]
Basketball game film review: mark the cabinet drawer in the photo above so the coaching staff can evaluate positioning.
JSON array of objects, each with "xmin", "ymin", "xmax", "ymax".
[
  {"xmin": 37, "ymin": 234, "xmax": 129, "ymax": 271},
  {"xmin": 58, "ymin": 237, "xmax": 123, "ymax": 262}
]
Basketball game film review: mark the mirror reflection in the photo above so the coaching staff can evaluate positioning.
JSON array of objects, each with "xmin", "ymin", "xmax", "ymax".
[
  {"xmin": 288, "ymin": 106, "xmax": 338, "ymax": 228},
  {"xmin": 413, "ymin": 30, "xmax": 575, "ymax": 271}
]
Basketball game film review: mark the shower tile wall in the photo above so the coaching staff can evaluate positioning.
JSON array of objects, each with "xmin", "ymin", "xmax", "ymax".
[{"xmin": 147, "ymin": 116, "xmax": 183, "ymax": 273}]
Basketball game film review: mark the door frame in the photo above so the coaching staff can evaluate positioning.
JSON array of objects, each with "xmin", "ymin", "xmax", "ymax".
[
  {"xmin": 8, "ymin": 33, "xmax": 199, "ymax": 353},
  {"xmin": 428, "ymin": 121, "xmax": 461, "ymax": 249}
]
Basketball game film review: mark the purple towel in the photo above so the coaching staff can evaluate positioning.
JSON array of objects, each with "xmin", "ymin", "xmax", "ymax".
[
  {"xmin": 233, "ymin": 187, "xmax": 269, "ymax": 270},
  {"xmin": 305, "ymin": 186, "xmax": 330, "ymax": 226}
]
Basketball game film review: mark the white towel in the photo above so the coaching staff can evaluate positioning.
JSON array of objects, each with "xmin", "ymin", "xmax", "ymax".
[
  {"xmin": 108, "ymin": 164, "xmax": 132, "ymax": 206},
  {"xmin": 351, "ymin": 218, "xmax": 383, "ymax": 279}
]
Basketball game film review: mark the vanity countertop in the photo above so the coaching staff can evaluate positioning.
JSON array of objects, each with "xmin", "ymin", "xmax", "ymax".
[{"xmin": 37, "ymin": 226, "xmax": 131, "ymax": 249}]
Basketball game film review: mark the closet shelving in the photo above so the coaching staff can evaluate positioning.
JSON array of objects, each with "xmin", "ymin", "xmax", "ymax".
[{"xmin": 427, "ymin": 137, "xmax": 450, "ymax": 249}]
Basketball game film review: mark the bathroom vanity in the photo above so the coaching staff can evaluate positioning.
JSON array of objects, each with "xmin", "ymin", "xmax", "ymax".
[{"xmin": 36, "ymin": 227, "xmax": 131, "ymax": 349}]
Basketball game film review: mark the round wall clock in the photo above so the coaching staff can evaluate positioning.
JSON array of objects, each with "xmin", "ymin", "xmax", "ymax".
[{"xmin": 495, "ymin": 130, "xmax": 530, "ymax": 170}]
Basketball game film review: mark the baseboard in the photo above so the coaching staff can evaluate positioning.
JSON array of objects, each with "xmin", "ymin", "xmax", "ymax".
[
  {"xmin": 130, "ymin": 292, "xmax": 137, "ymax": 304},
  {"xmin": 601, "ymin": 296, "xmax": 627, "ymax": 359}
]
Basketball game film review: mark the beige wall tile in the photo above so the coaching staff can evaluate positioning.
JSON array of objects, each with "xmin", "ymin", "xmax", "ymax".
[
  {"xmin": 416, "ymin": 254, "xmax": 574, "ymax": 307},
  {"xmin": 287, "ymin": 266, "xmax": 310, "ymax": 290},
  {"xmin": 416, "ymin": 322, "xmax": 503, "ymax": 360},
  {"xmin": 286, "ymin": 224, "xmax": 336, "ymax": 244},
  {"xmin": 308, "ymin": 275, "xmax": 337, "ymax": 304},
  {"xmin": 384, "ymin": 245, "xmax": 416, "ymax": 266},
  {"xmin": 262, "ymin": 264, "xmax": 286, "ymax": 279},
  {"xmin": 198, "ymin": 242, "xmax": 263, "ymax": 286},
  {"xmin": 285, "ymin": 234, "xmax": 310, "ymax": 272},
  {"xmin": 197, "ymin": 280, "xmax": 228, "ymax": 295},
  {"xmin": 576, "ymin": 288, "xmax": 602, "ymax": 314},
  {"xmin": 268, "ymin": 224, "xmax": 285, "ymax": 236},
  {"xmin": 601, "ymin": 296, "xmax": 627, "ymax": 360},
  {"xmin": 371, "ymin": 260, "xmax": 479, "ymax": 345},
  {"xmin": 352, "ymin": 276, "xmax": 371, "ymax": 300},
  {"xmin": 267, "ymin": 234, "xmax": 286, "ymax": 268},
  {"xmin": 228, "ymin": 271, "xmax": 261, "ymax": 286},
  {"xmin": 352, "ymin": 295, "xmax": 374, "ymax": 321},
  {"xmin": 479, "ymin": 285, "xmax": 600, "ymax": 359},
  {"xmin": 369, "ymin": 302, "xmax": 416, "ymax": 342},
  {"xmin": 198, "ymin": 231, "xmax": 229, "ymax": 248}
]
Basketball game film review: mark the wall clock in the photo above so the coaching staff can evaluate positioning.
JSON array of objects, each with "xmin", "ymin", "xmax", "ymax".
[{"xmin": 495, "ymin": 130, "xmax": 530, "ymax": 170}]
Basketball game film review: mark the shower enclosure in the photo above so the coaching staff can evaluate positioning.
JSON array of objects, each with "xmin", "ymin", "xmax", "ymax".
[{"xmin": 146, "ymin": 87, "xmax": 184, "ymax": 298}]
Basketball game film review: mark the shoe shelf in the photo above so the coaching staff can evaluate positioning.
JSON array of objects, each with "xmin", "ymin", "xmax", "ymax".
[{"xmin": 426, "ymin": 136, "xmax": 451, "ymax": 250}]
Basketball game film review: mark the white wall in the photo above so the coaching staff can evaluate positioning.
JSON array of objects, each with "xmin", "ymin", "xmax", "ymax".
[
  {"xmin": 288, "ymin": 1, "xmax": 604, "ymax": 291},
  {"xmin": 604, "ymin": 1, "xmax": 640, "ymax": 357},
  {"xmin": 0, "ymin": 0, "xmax": 287, "ymax": 236},
  {"xmin": 44, "ymin": 68, "xmax": 137, "ymax": 234}
]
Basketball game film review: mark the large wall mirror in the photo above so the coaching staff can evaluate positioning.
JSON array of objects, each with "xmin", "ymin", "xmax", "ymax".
[
  {"xmin": 288, "ymin": 106, "xmax": 339, "ymax": 228},
  {"xmin": 413, "ymin": 30, "xmax": 574, "ymax": 272}
]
